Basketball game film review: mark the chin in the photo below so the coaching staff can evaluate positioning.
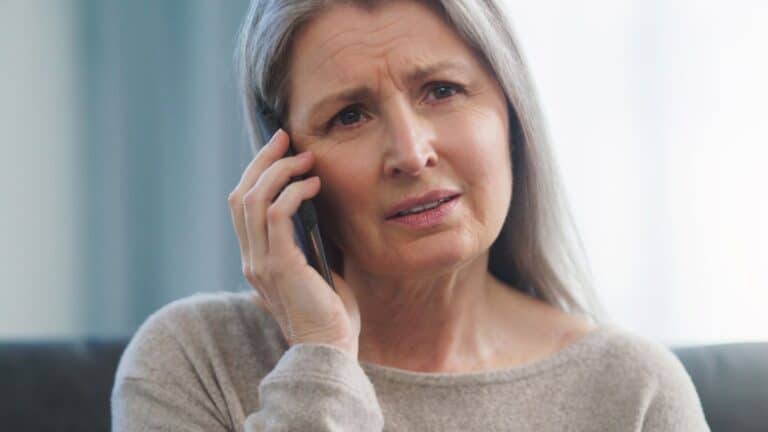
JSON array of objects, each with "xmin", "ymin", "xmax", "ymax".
[{"xmin": 380, "ymin": 232, "xmax": 484, "ymax": 277}]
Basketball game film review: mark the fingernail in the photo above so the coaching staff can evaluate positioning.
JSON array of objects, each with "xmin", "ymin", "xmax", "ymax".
[{"xmin": 269, "ymin": 128, "xmax": 283, "ymax": 144}]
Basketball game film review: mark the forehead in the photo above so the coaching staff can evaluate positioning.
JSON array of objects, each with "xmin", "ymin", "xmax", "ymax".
[
  {"xmin": 290, "ymin": 2, "xmax": 466, "ymax": 67},
  {"xmin": 286, "ymin": 1, "xmax": 485, "ymax": 123}
]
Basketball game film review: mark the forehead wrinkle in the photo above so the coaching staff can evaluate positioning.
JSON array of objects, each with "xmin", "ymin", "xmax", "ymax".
[
  {"xmin": 315, "ymin": 8, "xmax": 403, "ymax": 52},
  {"xmin": 313, "ymin": 32, "xmax": 427, "ymax": 91},
  {"xmin": 311, "ymin": 41, "xmax": 368, "ymax": 80},
  {"xmin": 305, "ymin": 10, "xmax": 407, "ymax": 71}
]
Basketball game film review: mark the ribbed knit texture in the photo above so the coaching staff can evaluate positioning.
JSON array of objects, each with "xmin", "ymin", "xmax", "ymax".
[{"xmin": 111, "ymin": 291, "xmax": 710, "ymax": 431}]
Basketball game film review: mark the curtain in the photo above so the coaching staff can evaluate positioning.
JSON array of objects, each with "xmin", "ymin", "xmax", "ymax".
[{"xmin": 78, "ymin": 0, "xmax": 251, "ymax": 336}]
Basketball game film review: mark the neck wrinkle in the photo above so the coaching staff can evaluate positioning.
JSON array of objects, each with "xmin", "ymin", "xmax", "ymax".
[{"xmin": 349, "ymin": 252, "xmax": 515, "ymax": 373}]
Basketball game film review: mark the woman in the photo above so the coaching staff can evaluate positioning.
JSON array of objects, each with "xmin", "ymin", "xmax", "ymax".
[{"xmin": 112, "ymin": 0, "xmax": 710, "ymax": 430}]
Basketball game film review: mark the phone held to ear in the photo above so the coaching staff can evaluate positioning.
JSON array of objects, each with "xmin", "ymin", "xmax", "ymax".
[{"xmin": 254, "ymin": 99, "xmax": 336, "ymax": 291}]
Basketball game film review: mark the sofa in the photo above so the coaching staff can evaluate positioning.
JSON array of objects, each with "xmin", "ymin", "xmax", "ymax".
[{"xmin": 0, "ymin": 338, "xmax": 766, "ymax": 431}]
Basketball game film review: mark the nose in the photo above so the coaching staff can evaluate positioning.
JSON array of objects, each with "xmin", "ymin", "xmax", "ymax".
[{"xmin": 382, "ymin": 98, "xmax": 438, "ymax": 177}]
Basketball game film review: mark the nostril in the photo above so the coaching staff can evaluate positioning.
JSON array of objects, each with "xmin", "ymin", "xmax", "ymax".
[{"xmin": 389, "ymin": 156, "xmax": 433, "ymax": 177}]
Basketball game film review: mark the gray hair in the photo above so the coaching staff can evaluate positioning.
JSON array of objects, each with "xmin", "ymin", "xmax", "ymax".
[{"xmin": 234, "ymin": 0, "xmax": 610, "ymax": 324}]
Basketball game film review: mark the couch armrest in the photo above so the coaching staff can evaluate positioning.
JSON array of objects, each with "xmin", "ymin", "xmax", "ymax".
[{"xmin": 673, "ymin": 342, "xmax": 768, "ymax": 432}]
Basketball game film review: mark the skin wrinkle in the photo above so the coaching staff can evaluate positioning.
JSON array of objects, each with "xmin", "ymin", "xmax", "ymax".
[
  {"xmin": 314, "ymin": 12, "xmax": 402, "ymax": 56},
  {"xmin": 305, "ymin": 13, "xmax": 414, "ymax": 93},
  {"xmin": 302, "ymin": 39, "xmax": 422, "ymax": 132},
  {"xmin": 283, "ymin": 1, "xmax": 591, "ymax": 373}
]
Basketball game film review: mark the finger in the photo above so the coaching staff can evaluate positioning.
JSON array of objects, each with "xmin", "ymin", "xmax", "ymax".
[
  {"xmin": 232, "ymin": 128, "xmax": 290, "ymax": 198},
  {"xmin": 227, "ymin": 129, "xmax": 289, "ymax": 262},
  {"xmin": 244, "ymin": 151, "xmax": 316, "ymax": 261},
  {"xmin": 266, "ymin": 176, "xmax": 322, "ymax": 265},
  {"xmin": 228, "ymin": 200, "xmax": 250, "ymax": 270}
]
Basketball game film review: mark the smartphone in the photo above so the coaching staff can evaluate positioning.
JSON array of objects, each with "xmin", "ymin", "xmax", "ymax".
[{"xmin": 254, "ymin": 99, "xmax": 336, "ymax": 291}]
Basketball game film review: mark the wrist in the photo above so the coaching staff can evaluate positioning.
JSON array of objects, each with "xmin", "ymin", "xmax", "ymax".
[{"xmin": 292, "ymin": 332, "xmax": 358, "ymax": 359}]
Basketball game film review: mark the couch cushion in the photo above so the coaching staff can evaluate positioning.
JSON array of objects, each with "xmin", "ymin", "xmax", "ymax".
[{"xmin": 0, "ymin": 339, "xmax": 128, "ymax": 432}]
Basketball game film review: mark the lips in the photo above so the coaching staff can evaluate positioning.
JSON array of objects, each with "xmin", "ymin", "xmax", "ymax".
[{"xmin": 385, "ymin": 189, "xmax": 462, "ymax": 219}]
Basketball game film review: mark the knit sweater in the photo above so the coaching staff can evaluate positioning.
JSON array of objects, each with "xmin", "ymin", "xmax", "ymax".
[{"xmin": 111, "ymin": 290, "xmax": 710, "ymax": 431}]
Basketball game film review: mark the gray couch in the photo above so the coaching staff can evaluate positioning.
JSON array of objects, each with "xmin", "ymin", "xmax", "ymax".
[{"xmin": 0, "ymin": 339, "xmax": 766, "ymax": 431}]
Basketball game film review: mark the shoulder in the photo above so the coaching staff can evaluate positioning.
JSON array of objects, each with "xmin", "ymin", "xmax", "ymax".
[
  {"xmin": 135, "ymin": 290, "xmax": 272, "ymax": 337},
  {"xmin": 595, "ymin": 325, "xmax": 693, "ymax": 383},
  {"xmin": 116, "ymin": 290, "xmax": 288, "ymax": 381},
  {"xmin": 533, "ymin": 311, "xmax": 694, "ymax": 386},
  {"xmin": 574, "ymin": 323, "xmax": 691, "ymax": 385},
  {"xmin": 585, "ymin": 324, "xmax": 709, "ymax": 429}
]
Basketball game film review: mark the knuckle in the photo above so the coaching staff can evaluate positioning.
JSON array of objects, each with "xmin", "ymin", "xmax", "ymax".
[
  {"xmin": 262, "ymin": 160, "xmax": 284, "ymax": 179},
  {"xmin": 274, "ymin": 157, "xmax": 292, "ymax": 170},
  {"xmin": 243, "ymin": 262, "xmax": 265, "ymax": 285},
  {"xmin": 242, "ymin": 189, "xmax": 260, "ymax": 207},
  {"xmin": 285, "ymin": 180, "xmax": 310, "ymax": 200},
  {"xmin": 242, "ymin": 263, "xmax": 256, "ymax": 284},
  {"xmin": 227, "ymin": 190, "xmax": 242, "ymax": 207},
  {"xmin": 281, "ymin": 181, "xmax": 299, "ymax": 197},
  {"xmin": 251, "ymin": 261, "xmax": 266, "ymax": 279},
  {"xmin": 266, "ymin": 202, "xmax": 285, "ymax": 221},
  {"xmin": 263, "ymin": 164, "xmax": 289, "ymax": 187}
]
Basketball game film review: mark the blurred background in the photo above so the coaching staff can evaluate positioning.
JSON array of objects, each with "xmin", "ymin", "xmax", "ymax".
[{"xmin": 1, "ymin": 0, "xmax": 766, "ymax": 347}]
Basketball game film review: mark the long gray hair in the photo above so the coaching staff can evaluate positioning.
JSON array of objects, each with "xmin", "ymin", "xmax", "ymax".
[{"xmin": 234, "ymin": 0, "xmax": 609, "ymax": 324}]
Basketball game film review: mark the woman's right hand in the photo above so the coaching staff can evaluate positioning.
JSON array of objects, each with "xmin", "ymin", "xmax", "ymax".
[{"xmin": 227, "ymin": 128, "xmax": 360, "ymax": 358}]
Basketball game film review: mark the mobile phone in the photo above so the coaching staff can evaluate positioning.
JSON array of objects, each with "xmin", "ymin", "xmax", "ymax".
[{"xmin": 254, "ymin": 99, "xmax": 336, "ymax": 291}]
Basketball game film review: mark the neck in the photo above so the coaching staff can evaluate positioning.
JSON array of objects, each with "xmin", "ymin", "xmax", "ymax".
[{"xmin": 345, "ymin": 252, "xmax": 521, "ymax": 372}]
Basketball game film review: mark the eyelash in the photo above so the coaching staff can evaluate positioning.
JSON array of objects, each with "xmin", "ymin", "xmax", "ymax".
[{"xmin": 325, "ymin": 82, "xmax": 465, "ymax": 132}]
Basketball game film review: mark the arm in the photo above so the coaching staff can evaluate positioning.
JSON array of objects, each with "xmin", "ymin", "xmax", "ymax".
[
  {"xmin": 112, "ymin": 376, "xmax": 231, "ymax": 431},
  {"xmin": 111, "ymin": 300, "xmax": 383, "ymax": 431},
  {"xmin": 226, "ymin": 125, "xmax": 383, "ymax": 429},
  {"xmin": 110, "ymin": 308, "xmax": 232, "ymax": 431},
  {"xmin": 244, "ymin": 343, "xmax": 384, "ymax": 431}
]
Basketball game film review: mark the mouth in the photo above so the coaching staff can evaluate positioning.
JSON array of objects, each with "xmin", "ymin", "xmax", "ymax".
[
  {"xmin": 384, "ymin": 194, "xmax": 462, "ymax": 231},
  {"xmin": 386, "ymin": 194, "xmax": 460, "ymax": 219}
]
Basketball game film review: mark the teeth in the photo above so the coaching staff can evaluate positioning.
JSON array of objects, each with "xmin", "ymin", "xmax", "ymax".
[{"xmin": 395, "ymin": 196, "xmax": 453, "ymax": 217}]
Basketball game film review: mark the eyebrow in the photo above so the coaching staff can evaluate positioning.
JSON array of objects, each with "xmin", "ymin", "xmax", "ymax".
[{"xmin": 306, "ymin": 60, "xmax": 472, "ymax": 120}]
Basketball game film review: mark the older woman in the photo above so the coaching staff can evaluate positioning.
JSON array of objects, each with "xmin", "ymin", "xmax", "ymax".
[{"xmin": 112, "ymin": 0, "xmax": 709, "ymax": 431}]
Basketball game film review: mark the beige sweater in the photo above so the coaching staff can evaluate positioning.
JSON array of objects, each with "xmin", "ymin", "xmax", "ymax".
[{"xmin": 111, "ymin": 290, "xmax": 710, "ymax": 431}]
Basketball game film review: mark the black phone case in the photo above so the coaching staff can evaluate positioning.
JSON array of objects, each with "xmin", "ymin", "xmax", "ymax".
[{"xmin": 254, "ymin": 100, "xmax": 336, "ymax": 291}]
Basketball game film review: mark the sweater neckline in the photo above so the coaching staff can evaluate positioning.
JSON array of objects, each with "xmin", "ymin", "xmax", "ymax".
[{"xmin": 359, "ymin": 324, "xmax": 616, "ymax": 386}]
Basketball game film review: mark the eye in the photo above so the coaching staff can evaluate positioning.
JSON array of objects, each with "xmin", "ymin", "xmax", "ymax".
[
  {"xmin": 326, "ymin": 104, "xmax": 368, "ymax": 131},
  {"xmin": 425, "ymin": 82, "xmax": 464, "ymax": 102}
]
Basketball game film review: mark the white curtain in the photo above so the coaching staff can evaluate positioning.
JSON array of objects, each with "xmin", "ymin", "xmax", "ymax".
[{"xmin": 504, "ymin": 0, "xmax": 768, "ymax": 345}]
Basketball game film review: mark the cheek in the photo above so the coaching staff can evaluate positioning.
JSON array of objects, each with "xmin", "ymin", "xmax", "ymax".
[
  {"xmin": 446, "ymin": 149, "xmax": 509, "ymax": 253},
  {"xmin": 313, "ymin": 152, "xmax": 378, "ymax": 236},
  {"xmin": 442, "ymin": 118, "xmax": 512, "ymax": 207},
  {"xmin": 460, "ymin": 151, "xmax": 512, "ymax": 227}
]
